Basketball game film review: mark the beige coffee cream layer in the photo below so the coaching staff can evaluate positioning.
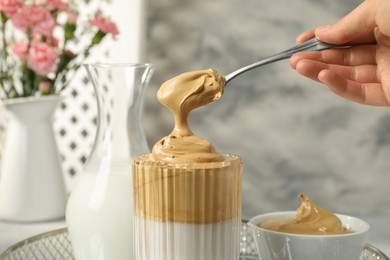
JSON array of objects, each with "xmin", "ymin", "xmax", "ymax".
[
  {"xmin": 260, "ymin": 194, "xmax": 352, "ymax": 235},
  {"xmin": 133, "ymin": 154, "xmax": 242, "ymax": 223}
]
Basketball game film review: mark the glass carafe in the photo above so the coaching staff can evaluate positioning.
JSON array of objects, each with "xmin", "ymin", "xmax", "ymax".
[{"xmin": 66, "ymin": 63, "xmax": 154, "ymax": 260}]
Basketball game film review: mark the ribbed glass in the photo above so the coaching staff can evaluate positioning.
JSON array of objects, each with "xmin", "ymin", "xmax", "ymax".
[{"xmin": 132, "ymin": 154, "xmax": 243, "ymax": 260}]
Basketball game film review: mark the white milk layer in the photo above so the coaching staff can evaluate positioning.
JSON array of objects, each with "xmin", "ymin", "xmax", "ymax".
[
  {"xmin": 66, "ymin": 172, "xmax": 135, "ymax": 260},
  {"xmin": 135, "ymin": 217, "xmax": 241, "ymax": 260}
]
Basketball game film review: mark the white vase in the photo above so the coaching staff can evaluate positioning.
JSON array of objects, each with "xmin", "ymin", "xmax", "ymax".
[{"xmin": 0, "ymin": 96, "xmax": 67, "ymax": 222}]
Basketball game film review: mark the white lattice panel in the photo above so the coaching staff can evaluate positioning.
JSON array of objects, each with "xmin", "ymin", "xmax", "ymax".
[{"xmin": 53, "ymin": 75, "xmax": 97, "ymax": 192}]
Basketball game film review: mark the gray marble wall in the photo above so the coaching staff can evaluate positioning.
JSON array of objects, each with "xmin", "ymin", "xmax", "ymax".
[{"xmin": 143, "ymin": 0, "xmax": 390, "ymax": 219}]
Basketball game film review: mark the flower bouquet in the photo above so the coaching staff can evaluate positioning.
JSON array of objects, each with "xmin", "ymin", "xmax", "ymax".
[
  {"xmin": 0, "ymin": 0, "xmax": 119, "ymax": 99},
  {"xmin": 0, "ymin": 0, "xmax": 119, "ymax": 222}
]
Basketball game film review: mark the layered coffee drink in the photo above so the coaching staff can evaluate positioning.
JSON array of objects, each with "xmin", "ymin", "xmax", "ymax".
[
  {"xmin": 260, "ymin": 194, "xmax": 352, "ymax": 235},
  {"xmin": 133, "ymin": 69, "xmax": 243, "ymax": 260}
]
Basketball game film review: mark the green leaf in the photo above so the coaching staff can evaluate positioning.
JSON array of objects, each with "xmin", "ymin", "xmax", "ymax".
[
  {"xmin": 8, "ymin": 88, "xmax": 18, "ymax": 99},
  {"xmin": 0, "ymin": 12, "xmax": 7, "ymax": 24},
  {"xmin": 91, "ymin": 30, "xmax": 107, "ymax": 45},
  {"xmin": 64, "ymin": 23, "xmax": 77, "ymax": 41}
]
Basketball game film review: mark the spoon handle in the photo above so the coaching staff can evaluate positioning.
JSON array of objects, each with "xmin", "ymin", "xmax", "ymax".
[{"xmin": 225, "ymin": 38, "xmax": 337, "ymax": 83}]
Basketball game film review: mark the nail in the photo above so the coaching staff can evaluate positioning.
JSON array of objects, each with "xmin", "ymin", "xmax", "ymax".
[{"xmin": 316, "ymin": 25, "xmax": 330, "ymax": 32}]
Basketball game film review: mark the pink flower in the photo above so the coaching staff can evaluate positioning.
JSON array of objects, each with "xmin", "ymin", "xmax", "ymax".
[
  {"xmin": 11, "ymin": 42, "xmax": 28, "ymax": 60},
  {"xmin": 12, "ymin": 6, "xmax": 55, "ymax": 36},
  {"xmin": 65, "ymin": 49, "xmax": 74, "ymax": 57},
  {"xmin": 67, "ymin": 11, "xmax": 77, "ymax": 24},
  {"xmin": 90, "ymin": 16, "xmax": 119, "ymax": 37},
  {"xmin": 48, "ymin": 36, "xmax": 59, "ymax": 47},
  {"xmin": 27, "ymin": 42, "xmax": 59, "ymax": 76},
  {"xmin": 0, "ymin": 0, "xmax": 22, "ymax": 17},
  {"xmin": 45, "ymin": 0, "xmax": 69, "ymax": 11},
  {"xmin": 38, "ymin": 80, "xmax": 53, "ymax": 93},
  {"xmin": 32, "ymin": 13, "xmax": 56, "ymax": 37}
]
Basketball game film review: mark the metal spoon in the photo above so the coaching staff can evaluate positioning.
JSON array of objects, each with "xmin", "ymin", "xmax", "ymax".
[{"xmin": 225, "ymin": 38, "xmax": 338, "ymax": 84}]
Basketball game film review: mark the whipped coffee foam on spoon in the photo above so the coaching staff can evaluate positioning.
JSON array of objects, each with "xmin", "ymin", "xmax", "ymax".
[{"xmin": 152, "ymin": 69, "xmax": 226, "ymax": 163}]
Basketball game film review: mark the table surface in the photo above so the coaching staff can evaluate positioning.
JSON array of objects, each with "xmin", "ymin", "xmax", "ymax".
[{"xmin": 1, "ymin": 215, "xmax": 389, "ymax": 256}]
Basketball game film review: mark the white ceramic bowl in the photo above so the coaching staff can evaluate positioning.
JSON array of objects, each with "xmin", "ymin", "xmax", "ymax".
[{"xmin": 248, "ymin": 211, "xmax": 369, "ymax": 260}]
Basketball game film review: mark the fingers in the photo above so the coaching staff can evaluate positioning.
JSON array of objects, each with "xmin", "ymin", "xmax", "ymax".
[
  {"xmin": 376, "ymin": 0, "xmax": 390, "ymax": 37},
  {"xmin": 290, "ymin": 45, "xmax": 377, "ymax": 68},
  {"xmin": 314, "ymin": 0, "xmax": 379, "ymax": 44},
  {"xmin": 375, "ymin": 30, "xmax": 390, "ymax": 83},
  {"xmin": 294, "ymin": 59, "xmax": 379, "ymax": 83},
  {"xmin": 296, "ymin": 30, "xmax": 315, "ymax": 44},
  {"xmin": 318, "ymin": 69, "xmax": 389, "ymax": 106},
  {"xmin": 296, "ymin": 0, "xmax": 379, "ymax": 45}
]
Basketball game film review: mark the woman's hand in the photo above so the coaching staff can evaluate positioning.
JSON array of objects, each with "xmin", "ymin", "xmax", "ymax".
[{"xmin": 290, "ymin": 0, "xmax": 390, "ymax": 106}]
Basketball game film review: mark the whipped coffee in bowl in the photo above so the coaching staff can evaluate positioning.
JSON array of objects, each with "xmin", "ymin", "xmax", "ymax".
[
  {"xmin": 132, "ymin": 69, "xmax": 243, "ymax": 260},
  {"xmin": 249, "ymin": 194, "xmax": 369, "ymax": 260},
  {"xmin": 260, "ymin": 193, "xmax": 352, "ymax": 235}
]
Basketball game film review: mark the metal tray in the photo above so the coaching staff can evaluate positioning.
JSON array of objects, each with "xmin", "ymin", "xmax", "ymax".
[{"xmin": 1, "ymin": 222, "xmax": 388, "ymax": 259}]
